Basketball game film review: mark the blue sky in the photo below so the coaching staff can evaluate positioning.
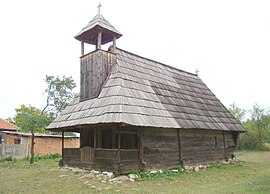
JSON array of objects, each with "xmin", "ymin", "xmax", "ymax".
[{"xmin": 0, "ymin": 0, "xmax": 269, "ymax": 119}]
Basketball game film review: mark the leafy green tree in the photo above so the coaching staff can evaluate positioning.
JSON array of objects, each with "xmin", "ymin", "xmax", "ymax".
[
  {"xmin": 249, "ymin": 104, "xmax": 267, "ymax": 149},
  {"xmin": 12, "ymin": 105, "xmax": 53, "ymax": 133},
  {"xmin": 261, "ymin": 114, "xmax": 270, "ymax": 144},
  {"xmin": 42, "ymin": 75, "xmax": 76, "ymax": 116},
  {"xmin": 8, "ymin": 75, "xmax": 76, "ymax": 164},
  {"xmin": 228, "ymin": 102, "xmax": 246, "ymax": 123},
  {"xmin": 239, "ymin": 120, "xmax": 259, "ymax": 149},
  {"xmin": 10, "ymin": 105, "xmax": 54, "ymax": 164},
  {"xmin": 238, "ymin": 104, "xmax": 270, "ymax": 150}
]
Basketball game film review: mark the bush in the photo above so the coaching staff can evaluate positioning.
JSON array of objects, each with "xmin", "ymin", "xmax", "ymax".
[
  {"xmin": 0, "ymin": 156, "xmax": 14, "ymax": 162},
  {"xmin": 261, "ymin": 143, "xmax": 270, "ymax": 151},
  {"xmin": 34, "ymin": 154, "xmax": 61, "ymax": 161},
  {"xmin": 229, "ymin": 103, "xmax": 270, "ymax": 150},
  {"xmin": 237, "ymin": 132, "xmax": 261, "ymax": 150},
  {"xmin": 237, "ymin": 118, "xmax": 270, "ymax": 150},
  {"xmin": 22, "ymin": 154, "xmax": 61, "ymax": 162}
]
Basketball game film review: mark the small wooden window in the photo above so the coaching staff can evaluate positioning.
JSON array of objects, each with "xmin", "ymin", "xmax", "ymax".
[
  {"xmin": 214, "ymin": 137, "xmax": 217, "ymax": 147},
  {"xmin": 14, "ymin": 138, "xmax": 21, "ymax": 144}
]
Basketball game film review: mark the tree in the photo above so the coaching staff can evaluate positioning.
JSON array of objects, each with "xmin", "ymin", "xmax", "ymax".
[
  {"xmin": 249, "ymin": 104, "xmax": 266, "ymax": 149},
  {"xmin": 8, "ymin": 75, "xmax": 76, "ymax": 164},
  {"xmin": 11, "ymin": 105, "xmax": 53, "ymax": 133},
  {"xmin": 228, "ymin": 102, "xmax": 246, "ymax": 123},
  {"xmin": 261, "ymin": 114, "xmax": 270, "ymax": 143},
  {"xmin": 42, "ymin": 75, "xmax": 76, "ymax": 116},
  {"xmin": 238, "ymin": 104, "xmax": 270, "ymax": 150},
  {"xmin": 10, "ymin": 105, "xmax": 53, "ymax": 164}
]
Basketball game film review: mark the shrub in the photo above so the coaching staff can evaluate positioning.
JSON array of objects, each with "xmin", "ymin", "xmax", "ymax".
[
  {"xmin": 0, "ymin": 156, "xmax": 14, "ymax": 162},
  {"xmin": 34, "ymin": 154, "xmax": 61, "ymax": 161},
  {"xmin": 21, "ymin": 154, "xmax": 61, "ymax": 162},
  {"xmin": 261, "ymin": 143, "xmax": 270, "ymax": 151}
]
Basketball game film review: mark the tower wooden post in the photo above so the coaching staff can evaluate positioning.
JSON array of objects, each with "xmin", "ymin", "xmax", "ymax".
[{"xmin": 81, "ymin": 41, "xmax": 84, "ymax": 56}]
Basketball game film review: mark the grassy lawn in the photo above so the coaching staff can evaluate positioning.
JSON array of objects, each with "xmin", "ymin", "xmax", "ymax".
[{"xmin": 0, "ymin": 151, "xmax": 269, "ymax": 194}]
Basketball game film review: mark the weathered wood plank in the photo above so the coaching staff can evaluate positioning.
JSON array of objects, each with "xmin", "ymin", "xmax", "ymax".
[
  {"xmin": 138, "ymin": 129, "xmax": 145, "ymax": 163},
  {"xmin": 80, "ymin": 146, "xmax": 94, "ymax": 163},
  {"xmin": 80, "ymin": 50, "xmax": 116, "ymax": 101},
  {"xmin": 179, "ymin": 129, "xmax": 238, "ymax": 165},
  {"xmin": 95, "ymin": 149, "xmax": 118, "ymax": 159},
  {"xmin": 142, "ymin": 128, "xmax": 179, "ymax": 169}
]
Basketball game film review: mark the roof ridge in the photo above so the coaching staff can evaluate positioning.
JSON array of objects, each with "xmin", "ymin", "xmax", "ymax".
[{"xmin": 115, "ymin": 47, "xmax": 198, "ymax": 77}]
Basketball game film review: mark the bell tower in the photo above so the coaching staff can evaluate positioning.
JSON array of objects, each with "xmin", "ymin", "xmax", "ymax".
[
  {"xmin": 75, "ymin": 4, "xmax": 122, "ymax": 55},
  {"xmin": 75, "ymin": 5, "xmax": 122, "ymax": 101}
]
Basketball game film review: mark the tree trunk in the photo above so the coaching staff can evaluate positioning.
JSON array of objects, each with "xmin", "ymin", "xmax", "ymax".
[
  {"xmin": 30, "ymin": 131, "xmax": 35, "ymax": 164},
  {"xmin": 256, "ymin": 119, "xmax": 262, "ymax": 150}
]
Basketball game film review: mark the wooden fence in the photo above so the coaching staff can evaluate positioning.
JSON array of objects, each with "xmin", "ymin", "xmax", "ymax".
[{"xmin": 0, "ymin": 144, "xmax": 28, "ymax": 160}]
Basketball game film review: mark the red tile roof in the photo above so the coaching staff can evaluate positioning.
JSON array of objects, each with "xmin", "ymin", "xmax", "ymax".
[{"xmin": 0, "ymin": 118, "xmax": 17, "ymax": 131}]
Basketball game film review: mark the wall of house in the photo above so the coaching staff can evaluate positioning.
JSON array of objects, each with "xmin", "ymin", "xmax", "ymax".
[
  {"xmin": 6, "ymin": 134, "xmax": 14, "ymax": 144},
  {"xmin": 0, "ymin": 133, "xmax": 80, "ymax": 156},
  {"xmin": 0, "ymin": 132, "xmax": 14, "ymax": 144},
  {"xmin": 142, "ymin": 128, "xmax": 180, "ymax": 169},
  {"xmin": 224, "ymin": 131, "xmax": 238, "ymax": 159},
  {"xmin": 142, "ymin": 128, "xmax": 238, "ymax": 169},
  {"xmin": 31, "ymin": 136, "xmax": 80, "ymax": 156},
  {"xmin": 180, "ymin": 129, "xmax": 226, "ymax": 165}
]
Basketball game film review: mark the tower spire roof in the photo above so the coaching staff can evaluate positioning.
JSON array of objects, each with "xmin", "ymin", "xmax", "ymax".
[{"xmin": 75, "ymin": 13, "xmax": 122, "ymax": 45}]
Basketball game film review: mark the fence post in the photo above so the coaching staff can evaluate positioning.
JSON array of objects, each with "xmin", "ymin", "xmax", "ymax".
[
  {"xmin": 2, "ymin": 144, "xmax": 5, "ymax": 159},
  {"xmin": 0, "ymin": 145, "xmax": 2, "ymax": 159},
  {"xmin": 25, "ymin": 143, "xmax": 29, "ymax": 158},
  {"xmin": 13, "ymin": 145, "xmax": 16, "ymax": 159}
]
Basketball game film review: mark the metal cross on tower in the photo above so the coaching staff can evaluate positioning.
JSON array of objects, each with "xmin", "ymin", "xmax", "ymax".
[{"xmin": 98, "ymin": 3, "xmax": 102, "ymax": 14}]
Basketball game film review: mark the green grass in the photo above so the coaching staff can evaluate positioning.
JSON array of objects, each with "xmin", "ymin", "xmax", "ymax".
[{"xmin": 0, "ymin": 151, "xmax": 269, "ymax": 193}]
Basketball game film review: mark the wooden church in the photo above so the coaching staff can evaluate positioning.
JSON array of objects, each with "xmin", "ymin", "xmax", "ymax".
[{"xmin": 47, "ymin": 10, "xmax": 245, "ymax": 174}]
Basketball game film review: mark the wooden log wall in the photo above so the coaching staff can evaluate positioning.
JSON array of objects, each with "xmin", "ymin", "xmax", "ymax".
[
  {"xmin": 180, "ymin": 129, "xmax": 237, "ymax": 165},
  {"xmin": 180, "ymin": 129, "xmax": 224, "ymax": 165},
  {"xmin": 224, "ymin": 131, "xmax": 238, "ymax": 160},
  {"xmin": 80, "ymin": 50, "xmax": 116, "ymax": 101},
  {"xmin": 142, "ymin": 128, "xmax": 180, "ymax": 169},
  {"xmin": 142, "ymin": 128, "xmax": 238, "ymax": 169},
  {"xmin": 62, "ymin": 148, "xmax": 80, "ymax": 163}
]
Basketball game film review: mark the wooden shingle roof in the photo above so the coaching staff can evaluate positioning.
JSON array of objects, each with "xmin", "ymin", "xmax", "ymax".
[
  {"xmin": 75, "ymin": 14, "xmax": 122, "ymax": 45},
  {"xmin": 47, "ymin": 48, "xmax": 245, "ymax": 132}
]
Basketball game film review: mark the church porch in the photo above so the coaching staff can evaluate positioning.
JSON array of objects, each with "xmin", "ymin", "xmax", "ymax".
[{"xmin": 61, "ymin": 125, "xmax": 144, "ymax": 174}]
